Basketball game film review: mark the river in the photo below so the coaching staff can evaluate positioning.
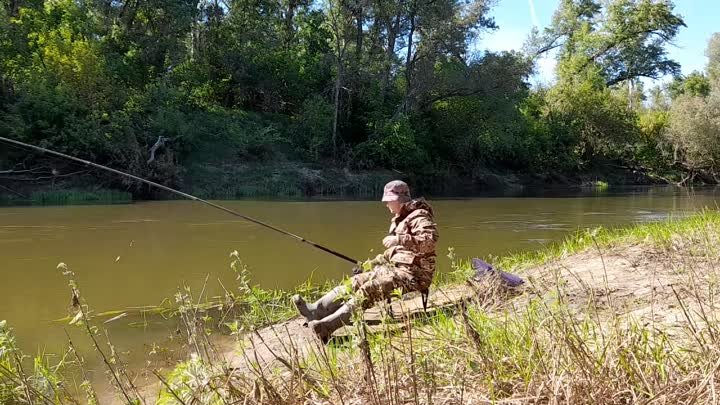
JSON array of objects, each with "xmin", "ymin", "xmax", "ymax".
[{"xmin": 0, "ymin": 186, "xmax": 718, "ymax": 376}]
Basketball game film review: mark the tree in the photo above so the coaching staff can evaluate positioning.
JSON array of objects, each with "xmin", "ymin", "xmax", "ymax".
[
  {"xmin": 669, "ymin": 72, "xmax": 711, "ymax": 99},
  {"xmin": 667, "ymin": 89, "xmax": 720, "ymax": 179},
  {"xmin": 423, "ymin": 52, "xmax": 537, "ymax": 171},
  {"xmin": 522, "ymin": 0, "xmax": 684, "ymax": 166},
  {"xmin": 0, "ymin": 5, "xmax": 12, "ymax": 104},
  {"xmin": 546, "ymin": 69, "xmax": 639, "ymax": 164},
  {"xmin": 646, "ymin": 84, "xmax": 670, "ymax": 111},
  {"xmin": 708, "ymin": 33, "xmax": 720, "ymax": 83},
  {"xmin": 0, "ymin": 0, "xmax": 704, "ymax": 197},
  {"xmin": 530, "ymin": 0, "xmax": 685, "ymax": 87},
  {"xmin": 324, "ymin": 0, "xmax": 354, "ymax": 158},
  {"xmin": 396, "ymin": 0, "xmax": 497, "ymax": 113},
  {"xmin": 664, "ymin": 32, "xmax": 720, "ymax": 182}
]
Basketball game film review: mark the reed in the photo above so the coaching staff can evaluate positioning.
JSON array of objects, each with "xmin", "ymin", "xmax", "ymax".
[{"xmin": 30, "ymin": 190, "xmax": 132, "ymax": 206}]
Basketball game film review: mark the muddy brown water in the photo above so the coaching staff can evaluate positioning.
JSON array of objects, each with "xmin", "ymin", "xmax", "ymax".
[{"xmin": 1, "ymin": 186, "xmax": 719, "ymax": 380}]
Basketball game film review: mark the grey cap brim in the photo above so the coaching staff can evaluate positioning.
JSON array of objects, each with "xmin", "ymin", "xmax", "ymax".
[{"xmin": 382, "ymin": 194, "xmax": 410, "ymax": 202}]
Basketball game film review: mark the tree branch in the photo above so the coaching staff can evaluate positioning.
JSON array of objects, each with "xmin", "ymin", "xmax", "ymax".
[
  {"xmin": 147, "ymin": 136, "xmax": 171, "ymax": 164},
  {"xmin": 532, "ymin": 33, "xmax": 565, "ymax": 56},
  {"xmin": 0, "ymin": 167, "xmax": 51, "ymax": 175},
  {"xmin": 0, "ymin": 184, "xmax": 28, "ymax": 198},
  {"xmin": 606, "ymin": 72, "xmax": 659, "ymax": 87},
  {"xmin": 0, "ymin": 170, "xmax": 88, "ymax": 182}
]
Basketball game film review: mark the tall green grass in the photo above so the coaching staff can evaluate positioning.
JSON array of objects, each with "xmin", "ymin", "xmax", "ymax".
[
  {"xmin": 496, "ymin": 208, "xmax": 720, "ymax": 272},
  {"xmin": 0, "ymin": 189, "xmax": 133, "ymax": 206},
  {"xmin": 30, "ymin": 190, "xmax": 133, "ymax": 205}
]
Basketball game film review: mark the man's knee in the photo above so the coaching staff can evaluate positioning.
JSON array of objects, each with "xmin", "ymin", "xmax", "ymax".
[
  {"xmin": 350, "ymin": 264, "xmax": 433, "ymax": 309},
  {"xmin": 355, "ymin": 274, "xmax": 398, "ymax": 308},
  {"xmin": 351, "ymin": 270, "xmax": 375, "ymax": 291}
]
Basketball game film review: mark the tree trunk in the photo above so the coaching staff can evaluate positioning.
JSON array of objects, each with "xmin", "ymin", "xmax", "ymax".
[
  {"xmin": 285, "ymin": 0, "xmax": 297, "ymax": 47},
  {"xmin": 7, "ymin": 0, "xmax": 19, "ymax": 16},
  {"xmin": 121, "ymin": 0, "xmax": 140, "ymax": 31},
  {"xmin": 402, "ymin": 9, "xmax": 416, "ymax": 112},
  {"xmin": 405, "ymin": 14, "xmax": 415, "ymax": 82},
  {"xmin": 355, "ymin": 2, "xmax": 363, "ymax": 60},
  {"xmin": 190, "ymin": 17, "xmax": 198, "ymax": 59},
  {"xmin": 381, "ymin": 14, "xmax": 400, "ymax": 102},
  {"xmin": 332, "ymin": 65, "xmax": 342, "ymax": 159}
]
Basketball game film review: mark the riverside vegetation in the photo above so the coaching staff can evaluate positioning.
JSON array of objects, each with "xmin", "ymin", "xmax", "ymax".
[
  {"xmin": 2, "ymin": 1, "xmax": 720, "ymax": 201},
  {"xmin": 3, "ymin": 210, "xmax": 720, "ymax": 403}
]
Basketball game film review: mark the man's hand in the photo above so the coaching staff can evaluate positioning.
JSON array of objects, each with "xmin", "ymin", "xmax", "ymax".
[{"xmin": 382, "ymin": 235, "xmax": 399, "ymax": 248}]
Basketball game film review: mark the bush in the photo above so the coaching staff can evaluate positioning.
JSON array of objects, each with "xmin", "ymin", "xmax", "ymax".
[
  {"xmin": 546, "ymin": 74, "xmax": 640, "ymax": 165},
  {"xmin": 353, "ymin": 115, "xmax": 429, "ymax": 171},
  {"xmin": 667, "ymin": 89, "xmax": 720, "ymax": 175},
  {"xmin": 292, "ymin": 95, "xmax": 334, "ymax": 160}
]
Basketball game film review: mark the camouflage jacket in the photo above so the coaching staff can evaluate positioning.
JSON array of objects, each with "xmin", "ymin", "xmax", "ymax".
[{"xmin": 380, "ymin": 199, "xmax": 438, "ymax": 274}]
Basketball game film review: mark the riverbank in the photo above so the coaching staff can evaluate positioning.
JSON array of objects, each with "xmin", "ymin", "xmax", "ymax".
[
  {"xmin": 4, "ymin": 209, "xmax": 720, "ymax": 404},
  {"xmin": 0, "ymin": 159, "xmax": 671, "ymax": 205},
  {"xmin": 151, "ymin": 210, "xmax": 720, "ymax": 404}
]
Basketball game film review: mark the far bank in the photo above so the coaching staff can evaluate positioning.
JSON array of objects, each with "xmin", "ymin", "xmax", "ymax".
[{"xmin": 0, "ymin": 160, "xmax": 679, "ymax": 205}]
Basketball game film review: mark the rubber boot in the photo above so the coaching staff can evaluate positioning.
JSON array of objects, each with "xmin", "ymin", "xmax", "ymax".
[
  {"xmin": 308, "ymin": 304, "xmax": 353, "ymax": 344},
  {"xmin": 293, "ymin": 286, "xmax": 346, "ymax": 324}
]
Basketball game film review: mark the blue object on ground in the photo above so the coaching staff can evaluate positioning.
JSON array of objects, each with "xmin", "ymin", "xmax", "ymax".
[{"xmin": 471, "ymin": 258, "xmax": 524, "ymax": 287}]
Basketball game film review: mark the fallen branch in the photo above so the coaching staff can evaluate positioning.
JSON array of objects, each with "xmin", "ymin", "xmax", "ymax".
[
  {"xmin": 0, "ymin": 184, "xmax": 28, "ymax": 198},
  {"xmin": 147, "ymin": 136, "xmax": 170, "ymax": 164}
]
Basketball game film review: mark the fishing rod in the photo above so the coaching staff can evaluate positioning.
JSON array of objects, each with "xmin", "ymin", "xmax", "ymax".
[{"xmin": 0, "ymin": 136, "xmax": 360, "ymax": 265}]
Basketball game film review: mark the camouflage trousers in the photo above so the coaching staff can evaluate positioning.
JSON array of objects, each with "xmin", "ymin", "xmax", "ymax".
[{"xmin": 350, "ymin": 260, "xmax": 434, "ymax": 310}]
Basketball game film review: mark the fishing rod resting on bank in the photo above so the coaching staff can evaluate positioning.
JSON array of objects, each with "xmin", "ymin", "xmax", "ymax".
[{"xmin": 0, "ymin": 136, "xmax": 360, "ymax": 265}]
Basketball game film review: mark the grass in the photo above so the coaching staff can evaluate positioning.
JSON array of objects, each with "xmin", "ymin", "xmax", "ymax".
[
  {"xmin": 594, "ymin": 180, "xmax": 610, "ymax": 191},
  {"xmin": 0, "ymin": 189, "xmax": 133, "ymax": 206},
  {"xmin": 30, "ymin": 190, "xmax": 133, "ymax": 205},
  {"xmin": 3, "ymin": 210, "xmax": 720, "ymax": 404},
  {"xmin": 493, "ymin": 208, "xmax": 716, "ymax": 272}
]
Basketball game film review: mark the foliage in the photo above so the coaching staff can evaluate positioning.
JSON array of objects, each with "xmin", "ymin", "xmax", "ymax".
[
  {"xmin": 529, "ymin": 0, "xmax": 685, "ymax": 86},
  {"xmin": 707, "ymin": 33, "xmax": 720, "ymax": 82},
  {"xmin": 520, "ymin": 1, "xmax": 702, "ymax": 181},
  {"xmin": 668, "ymin": 71, "xmax": 711, "ymax": 99},
  {"xmin": 667, "ymin": 90, "xmax": 720, "ymax": 177},
  {"xmin": 545, "ymin": 68, "xmax": 639, "ymax": 164},
  {"xmin": 354, "ymin": 114, "xmax": 429, "ymax": 171},
  {"xmin": 662, "ymin": 34, "xmax": 720, "ymax": 181},
  {"xmin": 293, "ymin": 95, "xmax": 334, "ymax": 160},
  {"xmin": 0, "ymin": 320, "xmax": 73, "ymax": 404},
  {"xmin": 0, "ymin": 0, "xmax": 715, "ymax": 197}
]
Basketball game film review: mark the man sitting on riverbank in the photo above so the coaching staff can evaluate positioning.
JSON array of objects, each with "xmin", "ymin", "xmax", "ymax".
[{"xmin": 293, "ymin": 180, "xmax": 439, "ymax": 343}]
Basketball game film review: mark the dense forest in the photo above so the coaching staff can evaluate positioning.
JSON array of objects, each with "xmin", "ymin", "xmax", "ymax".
[{"xmin": 0, "ymin": 0, "xmax": 719, "ymax": 198}]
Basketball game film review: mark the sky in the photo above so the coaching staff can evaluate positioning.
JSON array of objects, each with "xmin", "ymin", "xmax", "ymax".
[{"xmin": 477, "ymin": 0, "xmax": 719, "ymax": 85}]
